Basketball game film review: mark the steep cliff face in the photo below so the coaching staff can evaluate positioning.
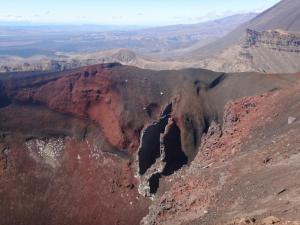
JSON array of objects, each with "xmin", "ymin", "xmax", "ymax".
[
  {"xmin": 177, "ymin": 28, "xmax": 300, "ymax": 74},
  {"xmin": 237, "ymin": 29, "xmax": 300, "ymax": 73},
  {"xmin": 243, "ymin": 29, "xmax": 300, "ymax": 52},
  {"xmin": 0, "ymin": 64, "xmax": 299, "ymax": 225}
]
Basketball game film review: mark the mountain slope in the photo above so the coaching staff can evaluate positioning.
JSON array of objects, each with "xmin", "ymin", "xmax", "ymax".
[
  {"xmin": 246, "ymin": 0, "xmax": 300, "ymax": 32},
  {"xmin": 188, "ymin": 0, "xmax": 300, "ymax": 57},
  {"xmin": 175, "ymin": 0, "xmax": 300, "ymax": 74}
]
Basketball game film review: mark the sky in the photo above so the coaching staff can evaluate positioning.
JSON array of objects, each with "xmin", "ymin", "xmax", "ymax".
[{"xmin": 0, "ymin": 0, "xmax": 281, "ymax": 26}]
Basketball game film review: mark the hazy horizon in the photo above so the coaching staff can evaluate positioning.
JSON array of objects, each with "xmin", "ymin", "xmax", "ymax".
[{"xmin": 1, "ymin": 0, "xmax": 280, "ymax": 26}]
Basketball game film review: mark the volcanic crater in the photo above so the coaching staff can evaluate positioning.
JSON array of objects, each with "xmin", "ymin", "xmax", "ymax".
[{"xmin": 0, "ymin": 63, "xmax": 299, "ymax": 225}]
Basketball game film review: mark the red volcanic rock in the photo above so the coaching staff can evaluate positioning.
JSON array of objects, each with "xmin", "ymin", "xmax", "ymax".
[
  {"xmin": 1, "ymin": 64, "xmax": 300, "ymax": 225},
  {"xmin": 13, "ymin": 65, "xmax": 127, "ymax": 150}
]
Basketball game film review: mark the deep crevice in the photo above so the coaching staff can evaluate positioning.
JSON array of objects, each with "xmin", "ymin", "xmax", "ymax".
[
  {"xmin": 203, "ymin": 116, "xmax": 210, "ymax": 134},
  {"xmin": 138, "ymin": 103, "xmax": 189, "ymax": 195},
  {"xmin": 0, "ymin": 82, "xmax": 11, "ymax": 108},
  {"xmin": 138, "ymin": 103, "xmax": 172, "ymax": 175},
  {"xmin": 161, "ymin": 103, "xmax": 172, "ymax": 117},
  {"xmin": 162, "ymin": 122, "xmax": 188, "ymax": 176},
  {"xmin": 147, "ymin": 120, "xmax": 188, "ymax": 194},
  {"xmin": 138, "ymin": 122, "xmax": 165, "ymax": 175},
  {"xmin": 149, "ymin": 173, "xmax": 161, "ymax": 194},
  {"xmin": 209, "ymin": 73, "xmax": 226, "ymax": 89}
]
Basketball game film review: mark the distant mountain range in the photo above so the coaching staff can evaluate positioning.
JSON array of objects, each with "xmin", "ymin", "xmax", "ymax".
[
  {"xmin": 1, "ymin": 0, "xmax": 300, "ymax": 74},
  {"xmin": 0, "ymin": 13, "xmax": 257, "ymax": 72}
]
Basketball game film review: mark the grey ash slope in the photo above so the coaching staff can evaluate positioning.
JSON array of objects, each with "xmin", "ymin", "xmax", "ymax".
[
  {"xmin": 246, "ymin": 0, "xmax": 300, "ymax": 32},
  {"xmin": 179, "ymin": 0, "xmax": 300, "ymax": 74},
  {"xmin": 189, "ymin": 0, "xmax": 300, "ymax": 57}
]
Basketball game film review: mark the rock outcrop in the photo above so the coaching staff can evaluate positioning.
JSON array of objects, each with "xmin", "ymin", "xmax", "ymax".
[{"xmin": 243, "ymin": 29, "xmax": 300, "ymax": 52}]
